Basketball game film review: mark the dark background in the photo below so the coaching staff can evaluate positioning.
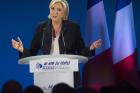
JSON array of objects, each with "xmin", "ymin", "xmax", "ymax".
[{"xmin": 0, "ymin": 0, "xmax": 139, "ymax": 89}]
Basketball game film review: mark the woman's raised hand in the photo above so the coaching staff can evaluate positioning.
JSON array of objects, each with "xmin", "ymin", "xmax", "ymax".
[
  {"xmin": 11, "ymin": 37, "xmax": 24, "ymax": 53},
  {"xmin": 90, "ymin": 39, "xmax": 102, "ymax": 50}
]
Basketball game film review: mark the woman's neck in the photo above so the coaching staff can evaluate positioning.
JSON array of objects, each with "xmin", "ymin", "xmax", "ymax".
[
  {"xmin": 52, "ymin": 20, "xmax": 62, "ymax": 37},
  {"xmin": 52, "ymin": 20, "xmax": 62, "ymax": 29},
  {"xmin": 52, "ymin": 20, "xmax": 62, "ymax": 32}
]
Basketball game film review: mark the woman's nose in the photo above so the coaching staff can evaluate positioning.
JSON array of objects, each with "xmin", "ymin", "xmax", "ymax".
[{"xmin": 54, "ymin": 9, "xmax": 58, "ymax": 14}]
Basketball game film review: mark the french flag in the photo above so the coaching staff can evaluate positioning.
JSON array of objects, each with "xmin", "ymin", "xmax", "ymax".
[
  {"xmin": 113, "ymin": 0, "xmax": 140, "ymax": 90},
  {"xmin": 83, "ymin": 0, "xmax": 114, "ymax": 91}
]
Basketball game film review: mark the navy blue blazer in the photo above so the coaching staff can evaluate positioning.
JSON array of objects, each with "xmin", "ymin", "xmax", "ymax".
[{"xmin": 20, "ymin": 20, "xmax": 95, "ymax": 58}]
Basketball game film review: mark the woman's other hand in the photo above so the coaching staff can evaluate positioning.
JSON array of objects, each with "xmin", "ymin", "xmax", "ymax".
[
  {"xmin": 11, "ymin": 37, "xmax": 24, "ymax": 53},
  {"xmin": 90, "ymin": 39, "xmax": 102, "ymax": 50}
]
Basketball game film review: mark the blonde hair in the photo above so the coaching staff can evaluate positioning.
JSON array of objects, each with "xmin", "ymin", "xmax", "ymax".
[{"xmin": 48, "ymin": 0, "xmax": 69, "ymax": 20}]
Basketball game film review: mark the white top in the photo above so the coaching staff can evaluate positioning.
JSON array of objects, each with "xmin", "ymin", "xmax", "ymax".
[{"xmin": 50, "ymin": 33, "xmax": 60, "ymax": 55}]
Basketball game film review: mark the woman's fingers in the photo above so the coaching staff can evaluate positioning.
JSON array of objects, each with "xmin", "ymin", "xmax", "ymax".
[
  {"xmin": 11, "ymin": 39, "xmax": 19, "ymax": 49},
  {"xmin": 91, "ymin": 39, "xmax": 102, "ymax": 50},
  {"xmin": 17, "ymin": 37, "xmax": 23, "ymax": 46},
  {"xmin": 11, "ymin": 37, "xmax": 23, "ymax": 52},
  {"xmin": 95, "ymin": 39, "xmax": 102, "ymax": 48}
]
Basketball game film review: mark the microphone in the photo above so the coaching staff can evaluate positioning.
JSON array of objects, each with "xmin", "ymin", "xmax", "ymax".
[
  {"xmin": 41, "ymin": 20, "xmax": 51, "ymax": 48},
  {"xmin": 41, "ymin": 30, "xmax": 45, "ymax": 48},
  {"xmin": 61, "ymin": 30, "xmax": 66, "ymax": 54}
]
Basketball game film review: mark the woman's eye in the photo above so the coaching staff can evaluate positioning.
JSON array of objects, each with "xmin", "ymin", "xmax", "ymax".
[
  {"xmin": 51, "ymin": 7, "xmax": 54, "ymax": 10},
  {"xmin": 57, "ymin": 8, "xmax": 62, "ymax": 12}
]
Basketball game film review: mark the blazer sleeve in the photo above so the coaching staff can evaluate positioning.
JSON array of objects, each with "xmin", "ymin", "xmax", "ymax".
[
  {"xmin": 19, "ymin": 23, "xmax": 44, "ymax": 58},
  {"xmin": 75, "ymin": 24, "xmax": 95, "ymax": 57}
]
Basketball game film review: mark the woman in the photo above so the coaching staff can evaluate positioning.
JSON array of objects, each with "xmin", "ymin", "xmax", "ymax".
[
  {"xmin": 11, "ymin": 0, "xmax": 101, "ymax": 58},
  {"xmin": 11, "ymin": 0, "xmax": 101, "ymax": 87}
]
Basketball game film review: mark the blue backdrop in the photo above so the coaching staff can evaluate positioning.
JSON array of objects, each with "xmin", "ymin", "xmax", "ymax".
[{"xmin": 0, "ymin": 0, "xmax": 140, "ymax": 90}]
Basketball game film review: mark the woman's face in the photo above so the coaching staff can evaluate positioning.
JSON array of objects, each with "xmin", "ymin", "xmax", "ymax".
[{"xmin": 50, "ymin": 2, "xmax": 64, "ymax": 22}]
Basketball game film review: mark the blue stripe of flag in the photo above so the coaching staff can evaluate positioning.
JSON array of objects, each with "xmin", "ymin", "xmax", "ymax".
[
  {"xmin": 116, "ymin": 0, "xmax": 131, "ymax": 11},
  {"xmin": 87, "ymin": 0, "xmax": 102, "ymax": 10}
]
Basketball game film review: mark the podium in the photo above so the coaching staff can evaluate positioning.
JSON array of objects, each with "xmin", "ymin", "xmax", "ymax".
[{"xmin": 18, "ymin": 54, "xmax": 88, "ymax": 93}]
